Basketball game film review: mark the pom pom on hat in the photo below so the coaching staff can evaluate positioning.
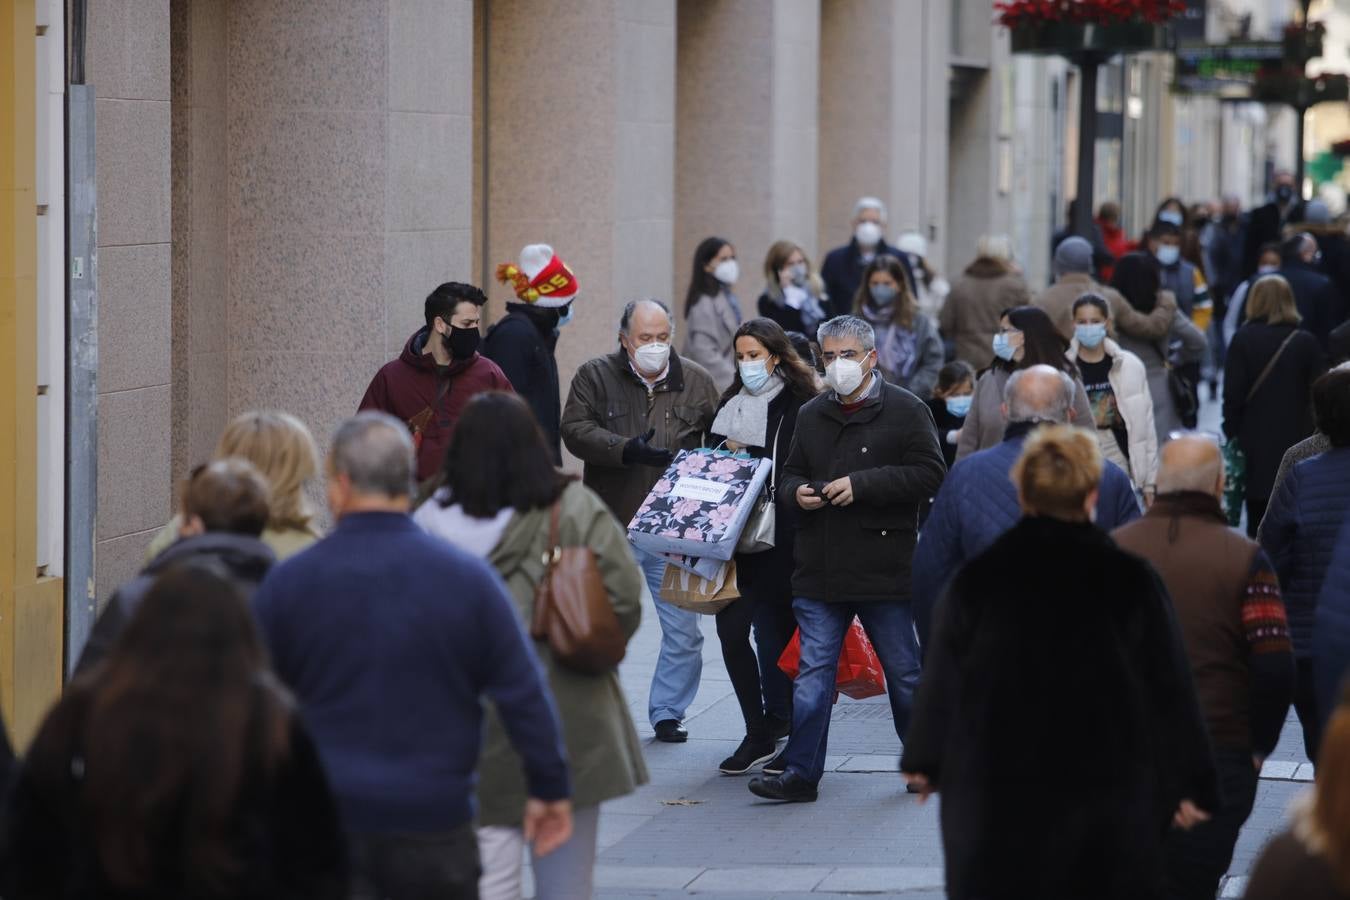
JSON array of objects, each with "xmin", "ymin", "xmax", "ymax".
[{"xmin": 496, "ymin": 243, "xmax": 580, "ymax": 308}]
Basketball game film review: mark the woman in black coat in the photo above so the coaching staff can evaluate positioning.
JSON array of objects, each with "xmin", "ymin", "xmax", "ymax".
[
  {"xmin": 902, "ymin": 426, "xmax": 1218, "ymax": 900},
  {"xmin": 709, "ymin": 318, "xmax": 820, "ymax": 776},
  {"xmin": 3, "ymin": 562, "xmax": 347, "ymax": 900},
  {"xmin": 1223, "ymin": 274, "xmax": 1325, "ymax": 536}
]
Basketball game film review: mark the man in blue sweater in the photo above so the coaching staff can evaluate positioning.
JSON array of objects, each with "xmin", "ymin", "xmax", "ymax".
[
  {"xmin": 254, "ymin": 412, "xmax": 571, "ymax": 899},
  {"xmin": 912, "ymin": 365, "xmax": 1141, "ymax": 645}
]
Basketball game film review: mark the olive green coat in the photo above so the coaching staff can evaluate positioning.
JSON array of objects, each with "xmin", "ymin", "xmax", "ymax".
[{"xmin": 476, "ymin": 481, "xmax": 648, "ymax": 826}]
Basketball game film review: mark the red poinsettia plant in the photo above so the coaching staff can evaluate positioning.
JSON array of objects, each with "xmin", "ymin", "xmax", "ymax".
[{"xmin": 996, "ymin": 0, "xmax": 1186, "ymax": 28}]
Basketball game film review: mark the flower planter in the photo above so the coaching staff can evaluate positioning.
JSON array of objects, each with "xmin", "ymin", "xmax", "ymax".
[{"xmin": 1009, "ymin": 21, "xmax": 1170, "ymax": 58}]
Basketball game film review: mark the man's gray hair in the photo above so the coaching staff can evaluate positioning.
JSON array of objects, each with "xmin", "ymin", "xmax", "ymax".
[
  {"xmin": 619, "ymin": 298, "xmax": 674, "ymax": 336},
  {"xmin": 817, "ymin": 315, "xmax": 876, "ymax": 352},
  {"xmin": 853, "ymin": 196, "xmax": 888, "ymax": 223},
  {"xmin": 330, "ymin": 412, "xmax": 415, "ymax": 499},
  {"xmin": 1005, "ymin": 365, "xmax": 1075, "ymax": 423}
]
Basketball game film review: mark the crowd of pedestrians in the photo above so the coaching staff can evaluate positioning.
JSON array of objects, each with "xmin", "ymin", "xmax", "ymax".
[{"xmin": 3, "ymin": 185, "xmax": 1350, "ymax": 900}]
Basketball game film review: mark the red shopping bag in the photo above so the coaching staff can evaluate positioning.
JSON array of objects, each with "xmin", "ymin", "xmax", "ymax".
[{"xmin": 777, "ymin": 617, "xmax": 886, "ymax": 701}]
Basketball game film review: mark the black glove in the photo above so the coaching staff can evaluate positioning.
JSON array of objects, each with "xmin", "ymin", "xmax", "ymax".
[{"xmin": 622, "ymin": 428, "xmax": 675, "ymax": 468}]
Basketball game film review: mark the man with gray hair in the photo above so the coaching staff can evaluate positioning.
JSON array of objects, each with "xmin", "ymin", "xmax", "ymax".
[
  {"xmin": 912, "ymin": 364, "xmax": 1141, "ymax": 644},
  {"xmin": 254, "ymin": 411, "xmax": 573, "ymax": 897},
  {"xmin": 561, "ymin": 299, "xmax": 719, "ymax": 744},
  {"xmin": 1115, "ymin": 434, "xmax": 1293, "ymax": 900},
  {"xmin": 1035, "ymin": 235, "xmax": 1171, "ymax": 342},
  {"xmin": 821, "ymin": 196, "xmax": 915, "ymax": 309},
  {"xmin": 748, "ymin": 315, "xmax": 945, "ymax": 803}
]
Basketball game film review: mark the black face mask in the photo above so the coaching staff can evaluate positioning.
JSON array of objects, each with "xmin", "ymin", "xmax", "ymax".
[
  {"xmin": 446, "ymin": 325, "xmax": 480, "ymax": 360},
  {"xmin": 1275, "ymin": 184, "xmax": 1295, "ymax": 204}
]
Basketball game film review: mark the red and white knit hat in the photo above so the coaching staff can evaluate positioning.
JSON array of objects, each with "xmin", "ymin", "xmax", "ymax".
[{"xmin": 496, "ymin": 244, "xmax": 579, "ymax": 309}]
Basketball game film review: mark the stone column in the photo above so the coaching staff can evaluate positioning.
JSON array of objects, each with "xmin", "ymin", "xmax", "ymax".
[
  {"xmin": 674, "ymin": 0, "xmax": 820, "ymax": 308},
  {"xmin": 819, "ymin": 0, "xmax": 948, "ymax": 269},
  {"xmin": 480, "ymin": 0, "xmax": 677, "ymax": 422},
  {"xmin": 86, "ymin": 0, "xmax": 174, "ymax": 598},
  {"xmin": 221, "ymin": 0, "xmax": 475, "ymax": 464}
]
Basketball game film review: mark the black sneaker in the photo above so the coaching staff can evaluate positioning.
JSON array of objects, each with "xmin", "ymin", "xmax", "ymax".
[
  {"xmin": 748, "ymin": 772, "xmax": 818, "ymax": 803},
  {"xmin": 762, "ymin": 749, "xmax": 788, "ymax": 776},
  {"xmin": 764, "ymin": 714, "xmax": 791, "ymax": 742},
  {"xmin": 718, "ymin": 737, "xmax": 778, "ymax": 775}
]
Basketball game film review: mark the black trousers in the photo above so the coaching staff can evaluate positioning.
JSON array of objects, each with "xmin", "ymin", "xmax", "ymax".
[
  {"xmin": 349, "ymin": 825, "xmax": 480, "ymax": 900},
  {"xmin": 1294, "ymin": 656, "xmax": 1322, "ymax": 764},
  {"xmin": 1244, "ymin": 496, "xmax": 1268, "ymax": 540},
  {"xmin": 716, "ymin": 560, "xmax": 796, "ymax": 740},
  {"xmin": 1163, "ymin": 746, "xmax": 1258, "ymax": 900}
]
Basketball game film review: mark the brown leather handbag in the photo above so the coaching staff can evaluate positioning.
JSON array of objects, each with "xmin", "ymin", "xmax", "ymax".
[{"xmin": 529, "ymin": 500, "xmax": 627, "ymax": 674}]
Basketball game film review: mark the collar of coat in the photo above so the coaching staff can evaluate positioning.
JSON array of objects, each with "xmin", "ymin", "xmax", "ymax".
[
  {"xmin": 819, "ymin": 372, "xmax": 884, "ymax": 424},
  {"xmin": 605, "ymin": 349, "xmax": 685, "ymax": 393},
  {"xmin": 1147, "ymin": 491, "xmax": 1226, "ymax": 526}
]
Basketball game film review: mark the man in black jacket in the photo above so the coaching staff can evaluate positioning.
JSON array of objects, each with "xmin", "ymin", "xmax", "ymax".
[
  {"xmin": 75, "ymin": 458, "xmax": 277, "ymax": 673},
  {"xmin": 820, "ymin": 197, "xmax": 915, "ymax": 307},
  {"xmin": 1280, "ymin": 233, "xmax": 1340, "ymax": 350},
  {"xmin": 748, "ymin": 315, "xmax": 946, "ymax": 803},
  {"xmin": 485, "ymin": 244, "xmax": 580, "ymax": 462}
]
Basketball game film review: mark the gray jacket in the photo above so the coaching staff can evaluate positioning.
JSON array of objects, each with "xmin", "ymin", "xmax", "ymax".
[
  {"xmin": 875, "ymin": 313, "xmax": 944, "ymax": 400},
  {"xmin": 683, "ymin": 291, "xmax": 741, "ymax": 393}
]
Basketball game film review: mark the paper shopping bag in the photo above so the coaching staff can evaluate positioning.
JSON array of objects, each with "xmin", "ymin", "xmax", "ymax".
[{"xmin": 659, "ymin": 560, "xmax": 740, "ymax": 614}]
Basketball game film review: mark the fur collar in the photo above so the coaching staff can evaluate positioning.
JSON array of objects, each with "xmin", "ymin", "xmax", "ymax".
[
  {"xmin": 964, "ymin": 256, "xmax": 1013, "ymax": 279},
  {"xmin": 1289, "ymin": 790, "xmax": 1331, "ymax": 858}
]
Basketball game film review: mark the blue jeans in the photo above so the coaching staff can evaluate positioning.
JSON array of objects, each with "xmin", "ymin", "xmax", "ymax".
[
  {"xmin": 784, "ymin": 597, "xmax": 921, "ymax": 785},
  {"xmin": 634, "ymin": 547, "xmax": 704, "ymax": 726}
]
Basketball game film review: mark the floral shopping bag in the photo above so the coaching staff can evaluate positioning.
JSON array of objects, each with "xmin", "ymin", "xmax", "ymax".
[{"xmin": 627, "ymin": 449, "xmax": 771, "ymax": 562}]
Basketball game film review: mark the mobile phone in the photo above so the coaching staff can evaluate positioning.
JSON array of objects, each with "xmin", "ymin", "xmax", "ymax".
[{"xmin": 808, "ymin": 480, "xmax": 828, "ymax": 497}]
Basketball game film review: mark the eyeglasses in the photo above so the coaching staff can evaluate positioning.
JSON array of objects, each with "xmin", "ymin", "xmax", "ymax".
[{"xmin": 820, "ymin": 349, "xmax": 867, "ymax": 364}]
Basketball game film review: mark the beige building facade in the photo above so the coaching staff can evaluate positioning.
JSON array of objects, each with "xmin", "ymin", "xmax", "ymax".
[{"xmin": 85, "ymin": 0, "xmax": 1029, "ymax": 602}]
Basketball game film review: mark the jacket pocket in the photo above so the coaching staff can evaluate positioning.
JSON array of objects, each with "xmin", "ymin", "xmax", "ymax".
[{"xmin": 667, "ymin": 404, "xmax": 707, "ymax": 448}]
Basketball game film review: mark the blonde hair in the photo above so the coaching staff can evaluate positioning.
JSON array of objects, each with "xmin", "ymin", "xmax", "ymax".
[
  {"xmin": 212, "ymin": 411, "xmax": 320, "ymax": 532},
  {"xmin": 977, "ymin": 234, "xmax": 1015, "ymax": 263},
  {"xmin": 763, "ymin": 240, "xmax": 825, "ymax": 300},
  {"xmin": 1246, "ymin": 274, "xmax": 1302, "ymax": 326},
  {"xmin": 1011, "ymin": 425, "xmax": 1102, "ymax": 521},
  {"xmin": 1314, "ymin": 683, "xmax": 1350, "ymax": 891}
]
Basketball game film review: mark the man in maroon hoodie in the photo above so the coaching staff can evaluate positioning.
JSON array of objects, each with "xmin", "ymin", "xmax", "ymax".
[{"xmin": 359, "ymin": 282, "xmax": 513, "ymax": 482}]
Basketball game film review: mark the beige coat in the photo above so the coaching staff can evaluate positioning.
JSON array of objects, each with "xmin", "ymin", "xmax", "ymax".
[
  {"xmin": 940, "ymin": 259, "xmax": 1032, "ymax": 368},
  {"xmin": 1066, "ymin": 338, "xmax": 1159, "ymax": 490},
  {"xmin": 1035, "ymin": 273, "xmax": 1174, "ymax": 343},
  {"xmin": 683, "ymin": 291, "xmax": 741, "ymax": 393}
]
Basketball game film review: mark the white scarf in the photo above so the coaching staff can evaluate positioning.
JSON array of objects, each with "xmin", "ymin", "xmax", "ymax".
[{"xmin": 711, "ymin": 374, "xmax": 786, "ymax": 448}]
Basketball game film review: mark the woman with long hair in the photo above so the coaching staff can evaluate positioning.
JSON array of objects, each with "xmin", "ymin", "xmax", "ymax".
[
  {"xmin": 682, "ymin": 236, "xmax": 743, "ymax": 392},
  {"xmin": 1110, "ymin": 252, "xmax": 1209, "ymax": 442},
  {"xmin": 1243, "ymin": 680, "xmax": 1350, "ymax": 899},
  {"xmin": 4, "ymin": 561, "xmax": 347, "ymax": 899},
  {"xmin": 1066, "ymin": 292, "xmax": 1159, "ymax": 495},
  {"xmin": 903, "ymin": 426, "xmax": 1218, "ymax": 900},
  {"xmin": 145, "ymin": 410, "xmax": 322, "ymax": 561},
  {"xmin": 708, "ymin": 318, "xmax": 820, "ymax": 776},
  {"xmin": 414, "ymin": 392, "xmax": 647, "ymax": 900},
  {"xmin": 1223, "ymin": 274, "xmax": 1325, "ymax": 536},
  {"xmin": 955, "ymin": 305, "xmax": 1094, "ymax": 460},
  {"xmin": 758, "ymin": 240, "xmax": 831, "ymax": 337},
  {"xmin": 853, "ymin": 254, "xmax": 944, "ymax": 398}
]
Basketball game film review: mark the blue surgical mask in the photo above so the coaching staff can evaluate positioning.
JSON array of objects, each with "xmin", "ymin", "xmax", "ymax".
[
  {"xmin": 739, "ymin": 359, "xmax": 773, "ymax": 394},
  {"xmin": 869, "ymin": 283, "xmax": 898, "ymax": 306},
  {"xmin": 1257, "ymin": 264, "xmax": 1279, "ymax": 276},
  {"xmin": 1158, "ymin": 209, "xmax": 1184, "ymax": 227},
  {"xmin": 1155, "ymin": 245, "xmax": 1181, "ymax": 266},
  {"xmin": 556, "ymin": 305, "xmax": 574, "ymax": 328},
  {"xmin": 992, "ymin": 332, "xmax": 1017, "ymax": 361},
  {"xmin": 945, "ymin": 394, "xmax": 973, "ymax": 418},
  {"xmin": 1075, "ymin": 323, "xmax": 1108, "ymax": 348}
]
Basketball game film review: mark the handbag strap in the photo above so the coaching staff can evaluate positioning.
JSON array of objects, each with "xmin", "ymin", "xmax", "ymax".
[
  {"xmin": 1246, "ymin": 330, "xmax": 1300, "ymax": 404},
  {"xmin": 767, "ymin": 414, "xmax": 784, "ymax": 493},
  {"xmin": 541, "ymin": 499, "xmax": 563, "ymax": 571}
]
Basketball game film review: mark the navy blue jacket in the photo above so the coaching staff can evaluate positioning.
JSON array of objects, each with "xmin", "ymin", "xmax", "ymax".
[
  {"xmin": 820, "ymin": 238, "xmax": 915, "ymax": 312},
  {"xmin": 912, "ymin": 424, "xmax": 1142, "ymax": 644},
  {"xmin": 253, "ymin": 512, "xmax": 569, "ymax": 835},
  {"xmin": 1260, "ymin": 447, "xmax": 1350, "ymax": 658},
  {"xmin": 1314, "ymin": 519, "xmax": 1350, "ymax": 726}
]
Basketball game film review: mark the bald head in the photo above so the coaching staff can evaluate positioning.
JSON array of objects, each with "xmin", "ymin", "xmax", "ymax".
[
  {"xmin": 1005, "ymin": 365, "xmax": 1075, "ymax": 424},
  {"xmin": 1156, "ymin": 434, "xmax": 1224, "ymax": 498}
]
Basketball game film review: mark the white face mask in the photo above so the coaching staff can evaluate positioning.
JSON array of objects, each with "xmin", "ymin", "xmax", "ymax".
[
  {"xmin": 825, "ymin": 357, "xmax": 866, "ymax": 397},
  {"xmin": 855, "ymin": 221, "xmax": 883, "ymax": 248},
  {"xmin": 633, "ymin": 341, "xmax": 671, "ymax": 376},
  {"xmin": 713, "ymin": 259, "xmax": 740, "ymax": 286},
  {"xmin": 1257, "ymin": 264, "xmax": 1279, "ymax": 275}
]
